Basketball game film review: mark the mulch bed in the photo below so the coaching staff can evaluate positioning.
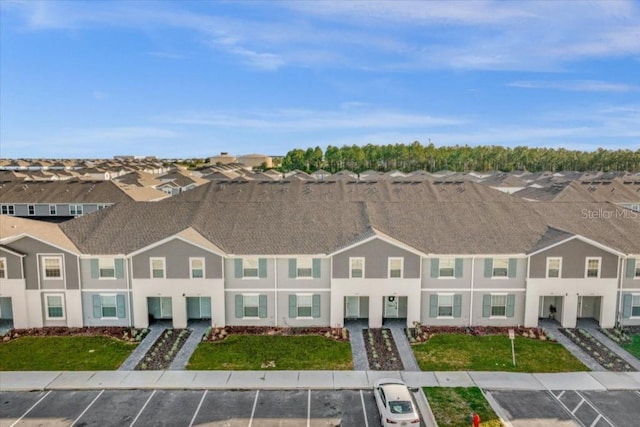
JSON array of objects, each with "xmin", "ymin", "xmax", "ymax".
[
  {"xmin": 561, "ymin": 328, "xmax": 635, "ymax": 372},
  {"xmin": 407, "ymin": 325, "xmax": 550, "ymax": 344},
  {"xmin": 203, "ymin": 326, "xmax": 349, "ymax": 342},
  {"xmin": 363, "ymin": 328, "xmax": 404, "ymax": 371},
  {"xmin": 136, "ymin": 329, "xmax": 191, "ymax": 370},
  {"xmin": 1, "ymin": 327, "xmax": 148, "ymax": 343}
]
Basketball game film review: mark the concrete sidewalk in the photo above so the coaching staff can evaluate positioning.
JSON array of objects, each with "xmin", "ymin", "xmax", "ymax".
[{"xmin": 2, "ymin": 370, "xmax": 639, "ymax": 392}]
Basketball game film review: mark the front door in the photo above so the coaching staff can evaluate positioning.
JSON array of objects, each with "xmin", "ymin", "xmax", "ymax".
[
  {"xmin": 345, "ymin": 296, "xmax": 360, "ymax": 318},
  {"xmin": 384, "ymin": 296, "xmax": 399, "ymax": 318}
]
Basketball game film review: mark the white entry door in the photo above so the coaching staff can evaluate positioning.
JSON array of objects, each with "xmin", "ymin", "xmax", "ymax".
[
  {"xmin": 345, "ymin": 296, "xmax": 360, "ymax": 318},
  {"xmin": 385, "ymin": 296, "xmax": 399, "ymax": 318}
]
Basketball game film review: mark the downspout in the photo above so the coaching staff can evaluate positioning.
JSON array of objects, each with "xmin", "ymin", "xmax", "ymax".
[
  {"xmin": 126, "ymin": 257, "xmax": 133, "ymax": 327},
  {"xmin": 617, "ymin": 257, "xmax": 624, "ymax": 329},
  {"xmin": 274, "ymin": 257, "xmax": 278, "ymax": 327},
  {"xmin": 469, "ymin": 256, "xmax": 475, "ymax": 326}
]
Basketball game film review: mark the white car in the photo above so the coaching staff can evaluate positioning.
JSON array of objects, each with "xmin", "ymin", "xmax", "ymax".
[{"xmin": 373, "ymin": 379, "xmax": 422, "ymax": 426}]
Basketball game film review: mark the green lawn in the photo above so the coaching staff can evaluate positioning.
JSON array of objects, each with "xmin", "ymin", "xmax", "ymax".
[
  {"xmin": 413, "ymin": 334, "xmax": 587, "ymax": 372},
  {"xmin": 424, "ymin": 387, "xmax": 503, "ymax": 427},
  {"xmin": 187, "ymin": 335, "xmax": 353, "ymax": 370},
  {"xmin": 0, "ymin": 336, "xmax": 137, "ymax": 370},
  {"xmin": 621, "ymin": 334, "xmax": 640, "ymax": 360}
]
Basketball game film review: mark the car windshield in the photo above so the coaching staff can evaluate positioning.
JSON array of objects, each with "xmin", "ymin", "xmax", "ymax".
[{"xmin": 389, "ymin": 400, "xmax": 413, "ymax": 414}]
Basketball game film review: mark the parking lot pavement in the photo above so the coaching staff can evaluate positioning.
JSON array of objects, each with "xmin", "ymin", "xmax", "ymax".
[
  {"xmin": 1, "ymin": 389, "xmax": 388, "ymax": 427},
  {"xmin": 488, "ymin": 389, "xmax": 640, "ymax": 427}
]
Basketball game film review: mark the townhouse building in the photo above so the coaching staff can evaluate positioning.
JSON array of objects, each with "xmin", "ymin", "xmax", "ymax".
[{"xmin": 1, "ymin": 180, "xmax": 639, "ymax": 332}]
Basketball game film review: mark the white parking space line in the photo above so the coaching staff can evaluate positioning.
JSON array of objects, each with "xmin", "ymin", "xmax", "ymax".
[
  {"xmin": 248, "ymin": 390, "xmax": 259, "ymax": 427},
  {"xmin": 188, "ymin": 390, "xmax": 207, "ymax": 427},
  {"xmin": 589, "ymin": 414, "xmax": 602, "ymax": 427},
  {"xmin": 557, "ymin": 390, "xmax": 565, "ymax": 399},
  {"xmin": 129, "ymin": 389, "xmax": 156, "ymax": 427},
  {"xmin": 575, "ymin": 391, "xmax": 615, "ymax": 427},
  {"xmin": 71, "ymin": 389, "xmax": 104, "ymax": 426},
  {"xmin": 571, "ymin": 399, "xmax": 585, "ymax": 414},
  {"xmin": 9, "ymin": 390, "xmax": 51, "ymax": 427},
  {"xmin": 360, "ymin": 390, "xmax": 369, "ymax": 427},
  {"xmin": 307, "ymin": 389, "xmax": 311, "ymax": 427}
]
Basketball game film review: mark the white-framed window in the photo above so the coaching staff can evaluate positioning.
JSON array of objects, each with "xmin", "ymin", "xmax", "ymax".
[
  {"xmin": 243, "ymin": 294, "xmax": 260, "ymax": 317},
  {"xmin": 586, "ymin": 257, "xmax": 601, "ymax": 278},
  {"xmin": 296, "ymin": 294, "xmax": 313, "ymax": 318},
  {"xmin": 635, "ymin": 258, "xmax": 640, "ymax": 278},
  {"xmin": 1, "ymin": 205, "xmax": 15, "ymax": 215},
  {"xmin": 49, "ymin": 204, "xmax": 57, "ymax": 215},
  {"xmin": 28, "ymin": 205, "xmax": 35, "ymax": 215},
  {"xmin": 99, "ymin": 294, "xmax": 117, "ymax": 318},
  {"xmin": 42, "ymin": 256, "xmax": 63, "ymax": 279},
  {"xmin": 350, "ymin": 257, "xmax": 364, "ymax": 278},
  {"xmin": 632, "ymin": 295, "xmax": 640, "ymax": 317},
  {"xmin": 69, "ymin": 204, "xmax": 83, "ymax": 215},
  {"xmin": 243, "ymin": 258, "xmax": 259, "ymax": 278},
  {"xmin": 491, "ymin": 294, "xmax": 507, "ymax": 317},
  {"xmin": 439, "ymin": 258, "xmax": 455, "ymax": 278},
  {"xmin": 45, "ymin": 293, "xmax": 65, "ymax": 319},
  {"xmin": 297, "ymin": 258, "xmax": 313, "ymax": 278},
  {"xmin": 150, "ymin": 257, "xmax": 166, "ymax": 279},
  {"xmin": 388, "ymin": 257, "xmax": 403, "ymax": 278},
  {"xmin": 97, "ymin": 204, "xmax": 109, "ymax": 210},
  {"xmin": 0, "ymin": 257, "xmax": 6, "ymax": 279},
  {"xmin": 190, "ymin": 257, "xmax": 205, "ymax": 279},
  {"xmin": 546, "ymin": 257, "xmax": 562, "ymax": 278},
  {"xmin": 493, "ymin": 258, "xmax": 509, "ymax": 277},
  {"xmin": 99, "ymin": 258, "xmax": 115, "ymax": 279},
  {"xmin": 437, "ymin": 294, "xmax": 454, "ymax": 318}
]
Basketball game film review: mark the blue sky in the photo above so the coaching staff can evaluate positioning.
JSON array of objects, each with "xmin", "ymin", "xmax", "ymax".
[{"xmin": 1, "ymin": 0, "xmax": 639, "ymax": 159}]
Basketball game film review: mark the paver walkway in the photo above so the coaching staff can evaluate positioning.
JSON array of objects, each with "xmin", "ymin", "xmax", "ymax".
[
  {"xmin": 385, "ymin": 319, "xmax": 421, "ymax": 371},
  {"xmin": 118, "ymin": 323, "xmax": 166, "ymax": 371},
  {"xmin": 169, "ymin": 322, "xmax": 209, "ymax": 370},
  {"xmin": 344, "ymin": 320, "xmax": 369, "ymax": 370},
  {"xmin": 541, "ymin": 321, "xmax": 605, "ymax": 371},
  {"xmin": 582, "ymin": 326, "xmax": 640, "ymax": 371}
]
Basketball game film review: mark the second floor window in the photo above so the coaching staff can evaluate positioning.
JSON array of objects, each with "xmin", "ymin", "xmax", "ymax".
[
  {"xmin": 0, "ymin": 258, "xmax": 6, "ymax": 278},
  {"xmin": 493, "ymin": 258, "xmax": 509, "ymax": 277},
  {"xmin": 190, "ymin": 258, "xmax": 205, "ymax": 278},
  {"xmin": 49, "ymin": 205, "xmax": 57, "ymax": 215},
  {"xmin": 636, "ymin": 259, "xmax": 640, "ymax": 278},
  {"xmin": 243, "ymin": 258, "xmax": 259, "ymax": 278},
  {"xmin": 297, "ymin": 258, "xmax": 313, "ymax": 278},
  {"xmin": 28, "ymin": 205, "xmax": 35, "ymax": 215},
  {"xmin": 439, "ymin": 259, "xmax": 455, "ymax": 277},
  {"xmin": 99, "ymin": 258, "xmax": 115, "ymax": 278},
  {"xmin": 546, "ymin": 258, "xmax": 561, "ymax": 278},
  {"xmin": 388, "ymin": 258, "xmax": 403, "ymax": 278},
  {"xmin": 350, "ymin": 258, "xmax": 364, "ymax": 278},
  {"xmin": 70, "ymin": 204, "xmax": 83, "ymax": 216},
  {"xmin": 586, "ymin": 258, "xmax": 600, "ymax": 278},
  {"xmin": 1, "ymin": 205, "xmax": 15, "ymax": 215},
  {"xmin": 151, "ymin": 258, "xmax": 165, "ymax": 278},
  {"xmin": 43, "ymin": 256, "xmax": 63, "ymax": 279}
]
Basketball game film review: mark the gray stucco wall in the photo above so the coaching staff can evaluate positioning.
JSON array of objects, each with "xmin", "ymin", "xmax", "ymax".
[
  {"xmin": 82, "ymin": 291, "xmax": 131, "ymax": 326},
  {"xmin": 332, "ymin": 238, "xmax": 421, "ymax": 279},
  {"xmin": 473, "ymin": 258, "xmax": 527, "ymax": 289},
  {"xmin": 132, "ymin": 239, "xmax": 223, "ymax": 279},
  {"xmin": 420, "ymin": 291, "xmax": 471, "ymax": 326},
  {"xmin": 80, "ymin": 258, "xmax": 128, "ymax": 289},
  {"xmin": 0, "ymin": 248, "xmax": 23, "ymax": 279},
  {"xmin": 621, "ymin": 258, "xmax": 640, "ymax": 289},
  {"xmin": 530, "ymin": 239, "xmax": 618, "ymax": 279},
  {"xmin": 5, "ymin": 236, "xmax": 79, "ymax": 290},
  {"xmin": 275, "ymin": 258, "xmax": 331, "ymax": 290}
]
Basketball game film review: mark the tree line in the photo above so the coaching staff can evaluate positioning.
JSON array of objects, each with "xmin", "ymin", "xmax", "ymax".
[{"xmin": 279, "ymin": 142, "xmax": 640, "ymax": 173}]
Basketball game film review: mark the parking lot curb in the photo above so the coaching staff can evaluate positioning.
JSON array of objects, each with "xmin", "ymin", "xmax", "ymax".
[
  {"xmin": 482, "ymin": 390, "xmax": 514, "ymax": 427},
  {"xmin": 414, "ymin": 388, "xmax": 438, "ymax": 427}
]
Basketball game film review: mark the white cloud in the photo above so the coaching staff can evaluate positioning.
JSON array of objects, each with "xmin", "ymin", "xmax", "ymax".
[{"xmin": 507, "ymin": 80, "xmax": 640, "ymax": 93}]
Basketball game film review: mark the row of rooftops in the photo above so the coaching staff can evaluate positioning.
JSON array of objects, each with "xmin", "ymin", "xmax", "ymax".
[{"xmin": 2, "ymin": 178, "xmax": 639, "ymax": 257}]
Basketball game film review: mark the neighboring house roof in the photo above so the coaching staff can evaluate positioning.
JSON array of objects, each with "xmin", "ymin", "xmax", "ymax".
[
  {"xmin": 0, "ymin": 179, "xmax": 168, "ymax": 204},
  {"xmin": 0, "ymin": 215, "xmax": 79, "ymax": 253}
]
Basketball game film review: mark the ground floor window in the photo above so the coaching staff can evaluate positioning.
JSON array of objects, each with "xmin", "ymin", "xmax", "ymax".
[
  {"xmin": 491, "ymin": 294, "xmax": 507, "ymax": 317},
  {"xmin": 633, "ymin": 295, "xmax": 640, "ymax": 317},
  {"xmin": 438, "ymin": 294, "xmax": 453, "ymax": 317},
  {"xmin": 45, "ymin": 294, "xmax": 65, "ymax": 319},
  {"xmin": 235, "ymin": 294, "xmax": 267, "ymax": 319},
  {"xmin": 289, "ymin": 294, "xmax": 320, "ymax": 318}
]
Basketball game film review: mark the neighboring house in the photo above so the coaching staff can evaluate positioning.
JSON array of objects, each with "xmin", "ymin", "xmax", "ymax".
[
  {"xmin": 1, "ymin": 180, "xmax": 639, "ymax": 331},
  {"xmin": 0, "ymin": 179, "xmax": 168, "ymax": 220}
]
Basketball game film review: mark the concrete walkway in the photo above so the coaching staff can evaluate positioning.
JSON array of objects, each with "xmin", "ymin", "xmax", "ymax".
[
  {"xmin": 583, "ymin": 326, "xmax": 640, "ymax": 371},
  {"xmin": 169, "ymin": 322, "xmax": 209, "ymax": 370},
  {"xmin": 344, "ymin": 320, "xmax": 369, "ymax": 370},
  {"xmin": 2, "ymin": 370, "xmax": 640, "ymax": 392},
  {"xmin": 385, "ymin": 319, "xmax": 421, "ymax": 371},
  {"xmin": 541, "ymin": 322, "xmax": 606, "ymax": 371},
  {"xmin": 118, "ymin": 324, "xmax": 166, "ymax": 371}
]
